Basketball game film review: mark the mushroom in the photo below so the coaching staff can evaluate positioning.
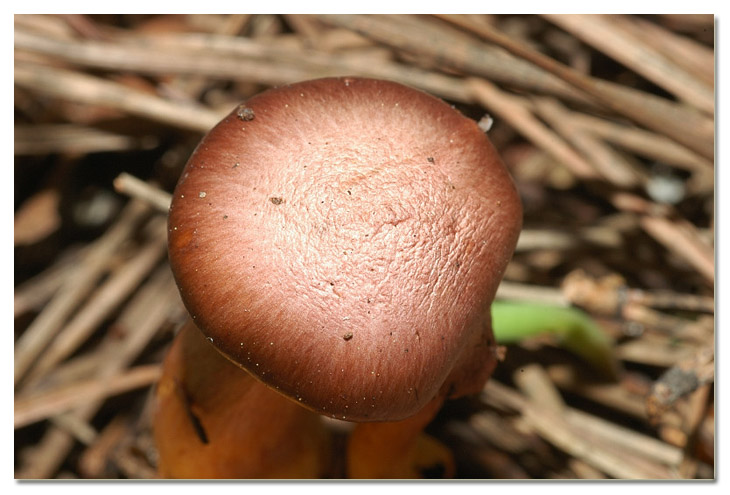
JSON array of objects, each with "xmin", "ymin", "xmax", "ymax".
[
  {"xmin": 154, "ymin": 320, "xmax": 330, "ymax": 478},
  {"xmin": 157, "ymin": 77, "xmax": 522, "ymax": 478}
]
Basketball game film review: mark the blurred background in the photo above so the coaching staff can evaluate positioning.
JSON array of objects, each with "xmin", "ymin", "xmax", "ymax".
[{"xmin": 14, "ymin": 14, "xmax": 714, "ymax": 479}]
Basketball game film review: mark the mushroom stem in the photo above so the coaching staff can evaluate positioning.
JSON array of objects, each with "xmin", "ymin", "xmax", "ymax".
[
  {"xmin": 346, "ymin": 393, "xmax": 454, "ymax": 478},
  {"xmin": 153, "ymin": 320, "xmax": 330, "ymax": 479}
]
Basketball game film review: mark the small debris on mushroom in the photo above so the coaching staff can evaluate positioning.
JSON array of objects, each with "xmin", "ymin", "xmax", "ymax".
[{"xmin": 237, "ymin": 105, "xmax": 255, "ymax": 121}]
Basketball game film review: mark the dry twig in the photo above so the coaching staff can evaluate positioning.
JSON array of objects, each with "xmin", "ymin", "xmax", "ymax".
[
  {"xmin": 25, "ymin": 217, "xmax": 167, "ymax": 383},
  {"xmin": 647, "ymin": 345, "xmax": 714, "ymax": 423},
  {"xmin": 14, "ymin": 200, "xmax": 151, "ymax": 385},
  {"xmin": 543, "ymin": 14, "xmax": 713, "ymax": 114},
  {"xmin": 114, "ymin": 173, "xmax": 172, "ymax": 213},
  {"xmin": 16, "ymin": 267, "xmax": 181, "ymax": 479},
  {"xmin": 15, "ymin": 364, "xmax": 162, "ymax": 429},
  {"xmin": 483, "ymin": 381, "xmax": 680, "ymax": 479},
  {"xmin": 436, "ymin": 13, "xmax": 714, "ymax": 160},
  {"xmin": 14, "ymin": 61, "xmax": 223, "ymax": 133}
]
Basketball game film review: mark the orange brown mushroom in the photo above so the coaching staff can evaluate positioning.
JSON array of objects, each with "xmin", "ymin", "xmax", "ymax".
[{"xmin": 154, "ymin": 77, "xmax": 522, "ymax": 478}]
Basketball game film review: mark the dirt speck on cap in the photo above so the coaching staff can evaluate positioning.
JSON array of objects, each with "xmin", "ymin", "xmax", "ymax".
[{"xmin": 236, "ymin": 105, "xmax": 255, "ymax": 121}]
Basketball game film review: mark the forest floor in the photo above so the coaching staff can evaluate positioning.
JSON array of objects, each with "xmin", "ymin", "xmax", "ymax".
[{"xmin": 14, "ymin": 14, "xmax": 714, "ymax": 480}]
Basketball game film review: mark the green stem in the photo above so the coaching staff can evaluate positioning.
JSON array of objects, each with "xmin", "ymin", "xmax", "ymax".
[{"xmin": 491, "ymin": 300, "xmax": 619, "ymax": 379}]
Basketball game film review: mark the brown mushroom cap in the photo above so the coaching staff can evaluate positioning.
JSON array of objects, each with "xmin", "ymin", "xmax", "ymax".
[{"xmin": 168, "ymin": 77, "xmax": 522, "ymax": 422}]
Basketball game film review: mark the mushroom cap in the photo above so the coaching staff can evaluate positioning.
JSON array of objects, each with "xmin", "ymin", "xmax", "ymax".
[{"xmin": 168, "ymin": 77, "xmax": 522, "ymax": 422}]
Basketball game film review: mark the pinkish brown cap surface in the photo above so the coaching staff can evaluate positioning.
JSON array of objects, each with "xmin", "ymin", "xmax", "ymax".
[{"xmin": 168, "ymin": 77, "xmax": 522, "ymax": 422}]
